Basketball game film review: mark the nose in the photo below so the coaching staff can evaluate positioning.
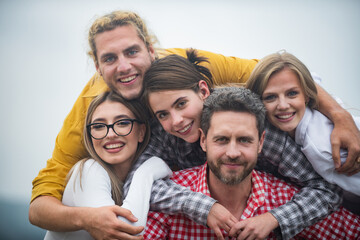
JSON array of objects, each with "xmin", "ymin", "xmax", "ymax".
[
  {"xmin": 117, "ymin": 57, "xmax": 132, "ymax": 73},
  {"xmin": 107, "ymin": 127, "xmax": 118, "ymax": 138},
  {"xmin": 277, "ymin": 96, "xmax": 290, "ymax": 110},
  {"xmin": 226, "ymin": 140, "xmax": 241, "ymax": 159},
  {"xmin": 171, "ymin": 112, "xmax": 184, "ymax": 127}
]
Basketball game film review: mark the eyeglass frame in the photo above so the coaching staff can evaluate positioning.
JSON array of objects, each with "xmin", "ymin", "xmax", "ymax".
[{"xmin": 86, "ymin": 118, "xmax": 143, "ymax": 140}]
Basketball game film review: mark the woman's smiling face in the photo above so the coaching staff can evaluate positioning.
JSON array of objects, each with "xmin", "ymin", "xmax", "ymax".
[
  {"xmin": 148, "ymin": 81, "xmax": 210, "ymax": 143},
  {"xmin": 91, "ymin": 100, "xmax": 145, "ymax": 168},
  {"xmin": 262, "ymin": 68, "xmax": 308, "ymax": 137}
]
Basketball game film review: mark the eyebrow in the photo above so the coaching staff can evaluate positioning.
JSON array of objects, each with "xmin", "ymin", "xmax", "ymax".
[
  {"xmin": 92, "ymin": 114, "xmax": 131, "ymax": 123},
  {"xmin": 124, "ymin": 44, "xmax": 141, "ymax": 52}
]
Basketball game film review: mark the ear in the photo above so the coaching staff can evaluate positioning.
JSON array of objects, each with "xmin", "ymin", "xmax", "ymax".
[
  {"xmin": 148, "ymin": 45, "xmax": 156, "ymax": 61},
  {"xmin": 199, "ymin": 128, "xmax": 207, "ymax": 152},
  {"xmin": 198, "ymin": 80, "xmax": 210, "ymax": 100},
  {"xmin": 137, "ymin": 124, "xmax": 146, "ymax": 143},
  {"xmin": 258, "ymin": 131, "xmax": 265, "ymax": 153},
  {"xmin": 95, "ymin": 63, "xmax": 102, "ymax": 76}
]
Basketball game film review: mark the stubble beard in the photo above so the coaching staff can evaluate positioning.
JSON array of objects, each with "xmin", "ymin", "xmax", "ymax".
[{"xmin": 208, "ymin": 158, "xmax": 255, "ymax": 186}]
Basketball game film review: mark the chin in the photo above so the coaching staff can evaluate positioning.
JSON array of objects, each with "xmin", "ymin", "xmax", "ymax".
[
  {"xmin": 121, "ymin": 90, "xmax": 141, "ymax": 100},
  {"xmin": 183, "ymin": 133, "xmax": 200, "ymax": 143}
]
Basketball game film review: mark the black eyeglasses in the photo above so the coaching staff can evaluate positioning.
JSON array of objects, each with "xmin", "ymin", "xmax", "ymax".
[{"xmin": 87, "ymin": 119, "xmax": 143, "ymax": 140}]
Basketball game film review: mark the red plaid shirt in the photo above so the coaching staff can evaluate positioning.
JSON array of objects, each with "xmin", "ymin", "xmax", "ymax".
[{"xmin": 145, "ymin": 163, "xmax": 360, "ymax": 239}]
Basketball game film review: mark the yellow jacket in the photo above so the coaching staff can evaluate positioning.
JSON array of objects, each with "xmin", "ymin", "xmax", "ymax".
[{"xmin": 31, "ymin": 48, "xmax": 258, "ymax": 202}]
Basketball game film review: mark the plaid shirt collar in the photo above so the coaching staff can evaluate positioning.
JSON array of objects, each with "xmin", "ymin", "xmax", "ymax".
[{"xmin": 197, "ymin": 163, "xmax": 266, "ymax": 219}]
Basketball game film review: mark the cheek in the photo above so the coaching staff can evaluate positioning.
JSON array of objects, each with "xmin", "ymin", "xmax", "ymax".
[
  {"xmin": 92, "ymin": 140, "xmax": 103, "ymax": 155},
  {"xmin": 264, "ymin": 103, "xmax": 276, "ymax": 116},
  {"xmin": 161, "ymin": 120, "xmax": 172, "ymax": 132},
  {"xmin": 190, "ymin": 101, "xmax": 204, "ymax": 119}
]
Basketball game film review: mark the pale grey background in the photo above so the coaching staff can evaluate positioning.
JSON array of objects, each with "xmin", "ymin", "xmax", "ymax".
[{"xmin": 0, "ymin": 0, "xmax": 359, "ymax": 238}]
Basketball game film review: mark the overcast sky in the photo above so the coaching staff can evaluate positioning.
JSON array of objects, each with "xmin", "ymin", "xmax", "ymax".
[{"xmin": 0, "ymin": 0, "xmax": 359, "ymax": 203}]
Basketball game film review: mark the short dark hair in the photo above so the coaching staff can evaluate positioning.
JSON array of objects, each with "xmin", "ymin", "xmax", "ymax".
[{"xmin": 201, "ymin": 87, "xmax": 265, "ymax": 138}]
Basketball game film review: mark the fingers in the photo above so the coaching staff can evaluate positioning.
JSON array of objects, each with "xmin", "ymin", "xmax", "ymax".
[
  {"xmin": 336, "ymin": 148, "xmax": 359, "ymax": 174},
  {"xmin": 213, "ymin": 227, "xmax": 225, "ymax": 240},
  {"xmin": 116, "ymin": 222, "xmax": 144, "ymax": 236},
  {"xmin": 114, "ymin": 206, "xmax": 138, "ymax": 222},
  {"xmin": 347, "ymin": 156, "xmax": 360, "ymax": 176},
  {"xmin": 228, "ymin": 221, "xmax": 243, "ymax": 237},
  {"xmin": 331, "ymin": 140, "xmax": 341, "ymax": 169}
]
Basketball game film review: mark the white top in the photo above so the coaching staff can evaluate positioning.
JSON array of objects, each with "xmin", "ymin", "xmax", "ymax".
[
  {"xmin": 44, "ymin": 156, "xmax": 172, "ymax": 240},
  {"xmin": 295, "ymin": 107, "xmax": 360, "ymax": 196}
]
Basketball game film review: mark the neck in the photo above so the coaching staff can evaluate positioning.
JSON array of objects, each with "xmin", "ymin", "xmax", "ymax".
[
  {"xmin": 208, "ymin": 171, "xmax": 252, "ymax": 219},
  {"xmin": 113, "ymin": 159, "xmax": 133, "ymax": 182}
]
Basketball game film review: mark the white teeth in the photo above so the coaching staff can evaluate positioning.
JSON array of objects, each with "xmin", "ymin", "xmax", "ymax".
[
  {"xmin": 119, "ymin": 75, "xmax": 136, "ymax": 83},
  {"xmin": 277, "ymin": 114, "xmax": 293, "ymax": 119},
  {"xmin": 105, "ymin": 143, "xmax": 124, "ymax": 149},
  {"xmin": 178, "ymin": 123, "xmax": 191, "ymax": 133}
]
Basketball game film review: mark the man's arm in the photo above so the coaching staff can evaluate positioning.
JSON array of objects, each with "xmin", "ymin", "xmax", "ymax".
[
  {"xmin": 316, "ymin": 84, "xmax": 360, "ymax": 173},
  {"xmin": 256, "ymin": 122, "xmax": 342, "ymax": 239},
  {"xmin": 29, "ymin": 196, "xmax": 142, "ymax": 239}
]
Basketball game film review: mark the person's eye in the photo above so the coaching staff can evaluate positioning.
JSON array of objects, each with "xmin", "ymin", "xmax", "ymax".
[
  {"xmin": 157, "ymin": 112, "xmax": 168, "ymax": 120},
  {"xmin": 92, "ymin": 124, "xmax": 106, "ymax": 131},
  {"xmin": 239, "ymin": 137, "xmax": 251, "ymax": 143},
  {"xmin": 177, "ymin": 100, "xmax": 187, "ymax": 108},
  {"xmin": 262, "ymin": 94, "xmax": 276, "ymax": 102},
  {"xmin": 127, "ymin": 49, "xmax": 139, "ymax": 56},
  {"xmin": 288, "ymin": 91, "xmax": 299, "ymax": 97},
  {"xmin": 215, "ymin": 137, "xmax": 228, "ymax": 143},
  {"xmin": 116, "ymin": 120, "xmax": 132, "ymax": 128},
  {"xmin": 104, "ymin": 56, "xmax": 116, "ymax": 63}
]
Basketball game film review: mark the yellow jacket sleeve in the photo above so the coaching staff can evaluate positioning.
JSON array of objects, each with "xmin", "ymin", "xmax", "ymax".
[
  {"xmin": 31, "ymin": 48, "xmax": 258, "ymax": 202},
  {"xmin": 31, "ymin": 73, "xmax": 109, "ymax": 202}
]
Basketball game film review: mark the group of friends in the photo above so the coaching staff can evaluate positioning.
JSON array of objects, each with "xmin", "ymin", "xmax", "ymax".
[{"xmin": 29, "ymin": 10, "xmax": 360, "ymax": 240}]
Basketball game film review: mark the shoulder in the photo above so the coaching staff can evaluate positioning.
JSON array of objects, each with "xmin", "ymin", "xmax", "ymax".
[
  {"xmin": 257, "ymin": 170, "xmax": 298, "ymax": 194},
  {"xmin": 70, "ymin": 159, "xmax": 110, "ymax": 183}
]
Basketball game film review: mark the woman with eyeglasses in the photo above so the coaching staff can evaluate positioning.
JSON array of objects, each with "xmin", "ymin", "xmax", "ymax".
[{"xmin": 44, "ymin": 91, "xmax": 172, "ymax": 240}]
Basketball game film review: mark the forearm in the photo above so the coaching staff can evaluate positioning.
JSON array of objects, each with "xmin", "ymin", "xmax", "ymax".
[
  {"xmin": 121, "ymin": 157, "xmax": 172, "ymax": 227},
  {"xmin": 260, "ymin": 124, "xmax": 342, "ymax": 239},
  {"xmin": 316, "ymin": 83, "xmax": 351, "ymax": 122},
  {"xmin": 149, "ymin": 178, "xmax": 216, "ymax": 226},
  {"xmin": 29, "ymin": 196, "xmax": 87, "ymax": 231},
  {"xmin": 269, "ymin": 178, "xmax": 342, "ymax": 239}
]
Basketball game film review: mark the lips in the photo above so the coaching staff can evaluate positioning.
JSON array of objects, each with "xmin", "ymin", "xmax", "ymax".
[
  {"xmin": 275, "ymin": 112, "xmax": 295, "ymax": 122},
  {"xmin": 103, "ymin": 141, "xmax": 125, "ymax": 154},
  {"xmin": 118, "ymin": 74, "xmax": 137, "ymax": 83},
  {"xmin": 177, "ymin": 122, "xmax": 193, "ymax": 135},
  {"xmin": 104, "ymin": 143, "xmax": 124, "ymax": 149}
]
